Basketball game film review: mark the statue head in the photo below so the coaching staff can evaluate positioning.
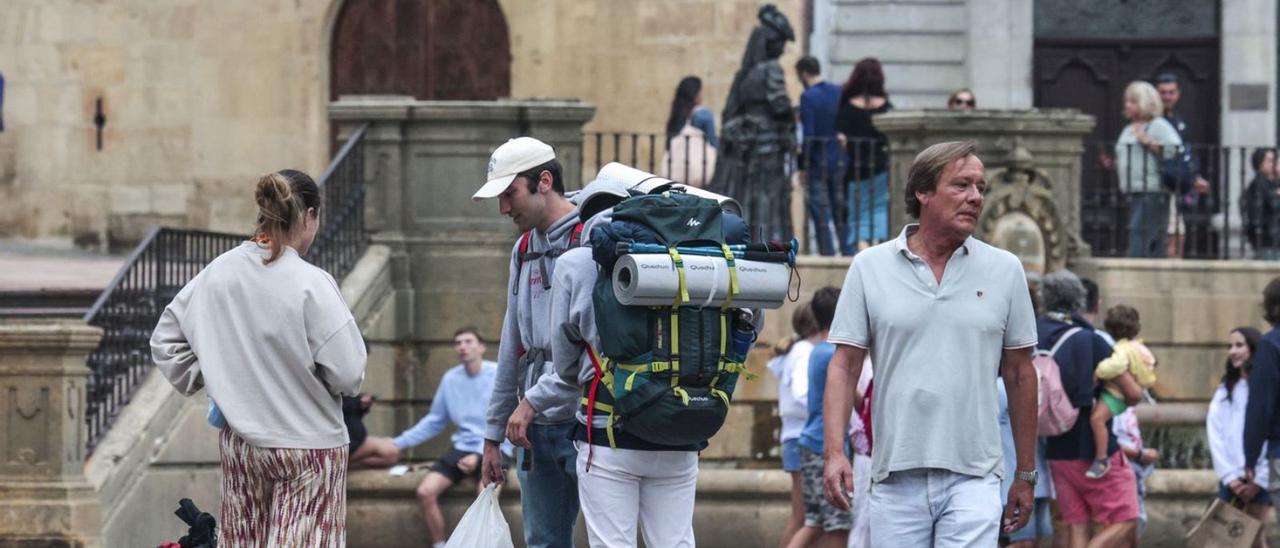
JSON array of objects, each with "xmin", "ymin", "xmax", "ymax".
[{"xmin": 758, "ymin": 4, "xmax": 794, "ymax": 59}]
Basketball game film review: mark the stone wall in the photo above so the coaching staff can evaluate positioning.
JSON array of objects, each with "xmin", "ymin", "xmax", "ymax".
[
  {"xmin": 0, "ymin": 0, "xmax": 804, "ymax": 247},
  {"xmin": 0, "ymin": 0, "xmax": 336, "ymax": 248},
  {"xmin": 1073, "ymin": 257, "xmax": 1280, "ymax": 401}
]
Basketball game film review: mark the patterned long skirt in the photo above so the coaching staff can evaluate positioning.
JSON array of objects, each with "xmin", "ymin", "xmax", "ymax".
[{"xmin": 217, "ymin": 427, "xmax": 349, "ymax": 547}]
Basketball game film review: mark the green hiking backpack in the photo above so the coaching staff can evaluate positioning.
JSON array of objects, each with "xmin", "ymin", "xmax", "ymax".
[{"xmin": 582, "ymin": 192, "xmax": 755, "ymax": 449}]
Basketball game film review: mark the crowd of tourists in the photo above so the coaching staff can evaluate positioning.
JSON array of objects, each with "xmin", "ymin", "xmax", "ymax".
[
  {"xmin": 140, "ymin": 7, "xmax": 1280, "ymax": 547},
  {"xmin": 146, "ymin": 123, "xmax": 1280, "ymax": 548}
]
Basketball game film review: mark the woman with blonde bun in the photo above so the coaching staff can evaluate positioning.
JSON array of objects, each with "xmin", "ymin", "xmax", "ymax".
[{"xmin": 151, "ymin": 169, "xmax": 367, "ymax": 547}]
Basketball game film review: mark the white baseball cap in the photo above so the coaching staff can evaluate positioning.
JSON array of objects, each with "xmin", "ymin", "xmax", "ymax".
[{"xmin": 472, "ymin": 137, "xmax": 557, "ymax": 201}]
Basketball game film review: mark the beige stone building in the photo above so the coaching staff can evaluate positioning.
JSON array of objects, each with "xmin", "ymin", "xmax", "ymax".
[{"xmin": 0, "ymin": 0, "xmax": 805, "ymax": 249}]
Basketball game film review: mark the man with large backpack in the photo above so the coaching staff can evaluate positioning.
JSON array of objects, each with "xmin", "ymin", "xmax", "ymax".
[
  {"xmin": 521, "ymin": 166, "xmax": 771, "ymax": 546},
  {"xmin": 473, "ymin": 137, "xmax": 583, "ymax": 548}
]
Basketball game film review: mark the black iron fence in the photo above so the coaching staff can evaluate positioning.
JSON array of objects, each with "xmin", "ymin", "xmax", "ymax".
[
  {"xmin": 1081, "ymin": 141, "xmax": 1270, "ymax": 260},
  {"xmin": 585, "ymin": 131, "xmax": 1277, "ymax": 260},
  {"xmin": 81, "ymin": 124, "xmax": 370, "ymax": 454},
  {"xmin": 82, "ymin": 228, "xmax": 244, "ymax": 452},
  {"xmin": 305, "ymin": 124, "xmax": 368, "ymax": 281}
]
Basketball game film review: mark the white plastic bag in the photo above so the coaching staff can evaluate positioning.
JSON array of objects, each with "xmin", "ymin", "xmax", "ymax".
[{"xmin": 445, "ymin": 484, "xmax": 515, "ymax": 548}]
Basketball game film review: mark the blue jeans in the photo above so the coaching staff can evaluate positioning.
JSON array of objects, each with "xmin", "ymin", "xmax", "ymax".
[
  {"xmin": 806, "ymin": 166, "xmax": 850, "ymax": 256},
  {"xmin": 846, "ymin": 171, "xmax": 889, "ymax": 250},
  {"xmin": 1126, "ymin": 192, "xmax": 1168, "ymax": 258},
  {"xmin": 516, "ymin": 423, "xmax": 579, "ymax": 548}
]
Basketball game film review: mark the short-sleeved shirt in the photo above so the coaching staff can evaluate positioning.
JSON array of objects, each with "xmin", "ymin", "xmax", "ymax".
[{"xmin": 828, "ymin": 224, "xmax": 1038, "ymax": 483}]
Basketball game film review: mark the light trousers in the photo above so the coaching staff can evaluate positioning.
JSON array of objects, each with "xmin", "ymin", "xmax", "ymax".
[
  {"xmin": 575, "ymin": 443, "xmax": 699, "ymax": 547},
  {"xmin": 869, "ymin": 468, "xmax": 1001, "ymax": 547}
]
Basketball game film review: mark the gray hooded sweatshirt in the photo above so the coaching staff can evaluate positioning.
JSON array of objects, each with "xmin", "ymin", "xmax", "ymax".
[
  {"xmin": 484, "ymin": 209, "xmax": 583, "ymax": 442},
  {"xmin": 532, "ymin": 211, "xmax": 614, "ymax": 428}
]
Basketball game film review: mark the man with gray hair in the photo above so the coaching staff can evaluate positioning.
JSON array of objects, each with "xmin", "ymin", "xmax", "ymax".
[
  {"xmin": 1038, "ymin": 269, "xmax": 1142, "ymax": 546},
  {"xmin": 821, "ymin": 141, "xmax": 1040, "ymax": 545}
]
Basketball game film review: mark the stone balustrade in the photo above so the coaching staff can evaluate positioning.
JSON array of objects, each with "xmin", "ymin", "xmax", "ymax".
[{"xmin": 0, "ymin": 320, "xmax": 104, "ymax": 547}]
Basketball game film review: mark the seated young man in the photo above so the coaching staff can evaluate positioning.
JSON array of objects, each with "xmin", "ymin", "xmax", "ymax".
[{"xmin": 393, "ymin": 327, "xmax": 505, "ymax": 548}]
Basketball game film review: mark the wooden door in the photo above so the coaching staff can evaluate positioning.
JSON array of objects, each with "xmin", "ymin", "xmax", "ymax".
[
  {"xmin": 330, "ymin": 0, "xmax": 512, "ymax": 101},
  {"xmin": 1034, "ymin": 38, "xmax": 1220, "ymax": 256}
]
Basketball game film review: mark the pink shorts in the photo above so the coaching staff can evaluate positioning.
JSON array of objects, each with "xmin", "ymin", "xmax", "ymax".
[{"xmin": 1049, "ymin": 452, "xmax": 1140, "ymax": 525}]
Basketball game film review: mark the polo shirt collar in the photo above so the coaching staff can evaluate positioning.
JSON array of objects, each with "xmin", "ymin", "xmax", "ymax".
[{"xmin": 893, "ymin": 223, "xmax": 973, "ymax": 258}]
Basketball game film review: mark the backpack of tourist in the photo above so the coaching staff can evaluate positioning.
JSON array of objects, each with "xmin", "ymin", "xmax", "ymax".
[
  {"xmin": 1034, "ymin": 327, "xmax": 1082, "ymax": 436},
  {"xmin": 582, "ymin": 190, "xmax": 791, "ymax": 448}
]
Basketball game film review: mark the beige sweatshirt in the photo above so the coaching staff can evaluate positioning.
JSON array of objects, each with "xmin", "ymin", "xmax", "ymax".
[{"xmin": 150, "ymin": 242, "xmax": 366, "ymax": 449}]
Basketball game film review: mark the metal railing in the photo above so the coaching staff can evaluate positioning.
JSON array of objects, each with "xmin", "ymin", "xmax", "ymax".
[
  {"xmin": 1081, "ymin": 141, "xmax": 1271, "ymax": 260},
  {"xmin": 81, "ymin": 124, "xmax": 370, "ymax": 453},
  {"xmin": 305, "ymin": 124, "xmax": 368, "ymax": 281},
  {"xmin": 82, "ymin": 228, "xmax": 245, "ymax": 452},
  {"xmin": 584, "ymin": 131, "xmax": 1280, "ymax": 261}
]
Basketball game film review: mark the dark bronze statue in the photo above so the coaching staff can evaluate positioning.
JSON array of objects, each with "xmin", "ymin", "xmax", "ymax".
[{"xmin": 711, "ymin": 4, "xmax": 796, "ymax": 242}]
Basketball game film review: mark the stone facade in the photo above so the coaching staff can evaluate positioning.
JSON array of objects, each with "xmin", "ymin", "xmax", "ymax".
[{"xmin": 0, "ymin": 0, "xmax": 804, "ymax": 248}]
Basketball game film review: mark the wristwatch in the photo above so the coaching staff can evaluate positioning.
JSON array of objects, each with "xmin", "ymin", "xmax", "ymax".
[{"xmin": 1015, "ymin": 470, "xmax": 1037, "ymax": 486}]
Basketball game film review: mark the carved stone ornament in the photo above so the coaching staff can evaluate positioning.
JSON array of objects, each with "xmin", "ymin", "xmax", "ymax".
[{"xmin": 978, "ymin": 147, "xmax": 1068, "ymax": 275}]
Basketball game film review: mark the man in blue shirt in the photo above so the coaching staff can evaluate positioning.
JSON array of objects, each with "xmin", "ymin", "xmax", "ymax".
[
  {"xmin": 796, "ymin": 286, "xmax": 849, "ymax": 546},
  {"xmin": 796, "ymin": 56, "xmax": 847, "ymax": 256},
  {"xmin": 394, "ymin": 327, "xmax": 504, "ymax": 548}
]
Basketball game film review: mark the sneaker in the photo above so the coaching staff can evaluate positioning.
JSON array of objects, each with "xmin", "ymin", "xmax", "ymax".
[{"xmin": 1085, "ymin": 458, "xmax": 1110, "ymax": 479}]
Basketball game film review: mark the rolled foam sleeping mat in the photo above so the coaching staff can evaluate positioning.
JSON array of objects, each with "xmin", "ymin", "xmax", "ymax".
[{"xmin": 611, "ymin": 254, "xmax": 790, "ymax": 309}]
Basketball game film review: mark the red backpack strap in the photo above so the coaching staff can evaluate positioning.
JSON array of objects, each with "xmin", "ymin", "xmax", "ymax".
[
  {"xmin": 513, "ymin": 231, "xmax": 533, "ymax": 354},
  {"xmin": 570, "ymin": 222, "xmax": 585, "ymax": 248},
  {"xmin": 517, "ymin": 231, "xmax": 533, "ymax": 262},
  {"xmin": 582, "ymin": 343, "xmax": 608, "ymax": 471}
]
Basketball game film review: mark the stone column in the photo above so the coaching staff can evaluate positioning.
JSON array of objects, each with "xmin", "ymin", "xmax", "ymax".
[
  {"xmin": 328, "ymin": 97, "xmax": 595, "ymax": 443},
  {"xmin": 966, "ymin": 0, "xmax": 1033, "ymax": 109},
  {"xmin": 0, "ymin": 320, "xmax": 104, "ymax": 547},
  {"xmin": 875, "ymin": 109, "xmax": 1095, "ymax": 255},
  {"xmin": 1221, "ymin": 0, "xmax": 1277, "ymax": 252}
]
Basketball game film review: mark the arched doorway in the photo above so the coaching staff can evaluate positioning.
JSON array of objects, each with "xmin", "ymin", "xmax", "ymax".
[{"xmin": 330, "ymin": 0, "xmax": 512, "ymax": 101}]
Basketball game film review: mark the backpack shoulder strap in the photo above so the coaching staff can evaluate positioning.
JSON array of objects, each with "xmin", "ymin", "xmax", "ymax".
[
  {"xmin": 1048, "ymin": 327, "xmax": 1084, "ymax": 357},
  {"xmin": 570, "ymin": 222, "xmax": 585, "ymax": 248}
]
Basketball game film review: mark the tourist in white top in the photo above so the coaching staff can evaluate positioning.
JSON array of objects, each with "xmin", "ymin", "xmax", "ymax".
[
  {"xmin": 1208, "ymin": 327, "xmax": 1273, "ymax": 547},
  {"xmin": 151, "ymin": 169, "xmax": 367, "ymax": 547},
  {"xmin": 821, "ymin": 141, "xmax": 1041, "ymax": 546}
]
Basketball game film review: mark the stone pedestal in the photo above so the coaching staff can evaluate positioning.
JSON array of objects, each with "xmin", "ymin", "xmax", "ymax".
[
  {"xmin": 0, "ymin": 320, "xmax": 104, "ymax": 547},
  {"xmin": 328, "ymin": 97, "xmax": 595, "ymax": 441},
  {"xmin": 875, "ymin": 109, "xmax": 1095, "ymax": 261}
]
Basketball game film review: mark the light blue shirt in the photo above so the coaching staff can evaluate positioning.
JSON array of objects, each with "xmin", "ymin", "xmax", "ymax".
[
  {"xmin": 395, "ymin": 361, "xmax": 498, "ymax": 453},
  {"xmin": 829, "ymin": 224, "xmax": 1038, "ymax": 482}
]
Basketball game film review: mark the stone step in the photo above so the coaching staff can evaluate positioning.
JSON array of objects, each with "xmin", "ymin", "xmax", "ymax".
[{"xmin": 0, "ymin": 289, "xmax": 99, "ymax": 318}]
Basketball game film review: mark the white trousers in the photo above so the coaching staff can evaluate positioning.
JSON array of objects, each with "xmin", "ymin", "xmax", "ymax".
[
  {"xmin": 869, "ymin": 468, "xmax": 1001, "ymax": 547},
  {"xmin": 575, "ymin": 443, "xmax": 699, "ymax": 548},
  {"xmin": 847, "ymin": 454, "xmax": 872, "ymax": 548}
]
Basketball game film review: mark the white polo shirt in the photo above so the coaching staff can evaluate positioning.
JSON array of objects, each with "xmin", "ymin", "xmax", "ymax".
[{"xmin": 829, "ymin": 224, "xmax": 1037, "ymax": 483}]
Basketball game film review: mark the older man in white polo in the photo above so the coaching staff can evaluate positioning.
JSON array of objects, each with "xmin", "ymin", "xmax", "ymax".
[{"xmin": 821, "ymin": 141, "xmax": 1040, "ymax": 546}]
